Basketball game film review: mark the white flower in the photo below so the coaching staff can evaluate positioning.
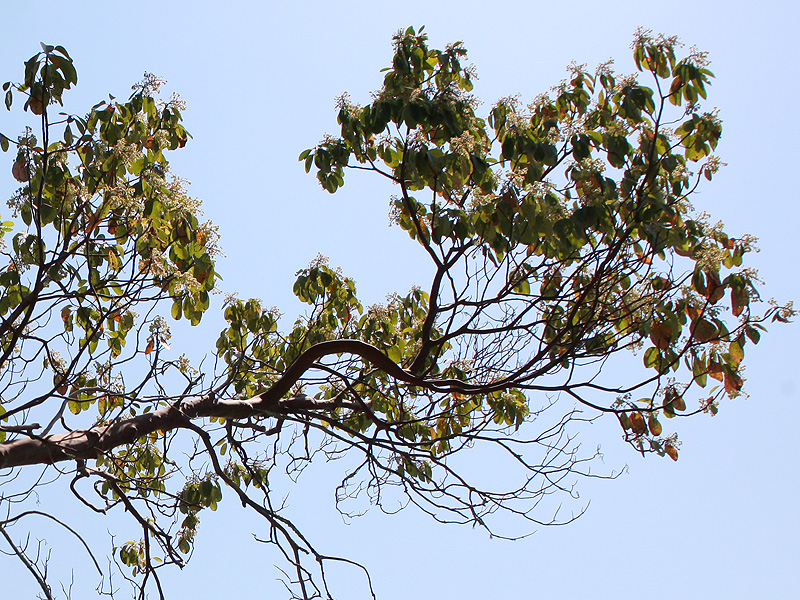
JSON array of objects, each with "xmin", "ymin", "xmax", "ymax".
[{"xmin": 132, "ymin": 72, "xmax": 167, "ymax": 96}]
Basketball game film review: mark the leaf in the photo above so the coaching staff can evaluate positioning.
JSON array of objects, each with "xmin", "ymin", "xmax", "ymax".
[
  {"xmin": 29, "ymin": 95, "xmax": 44, "ymax": 115},
  {"xmin": 618, "ymin": 412, "xmax": 632, "ymax": 430},
  {"xmin": 387, "ymin": 344, "xmax": 402, "ymax": 364},
  {"xmin": 648, "ymin": 413, "xmax": 662, "ymax": 436},
  {"xmin": 664, "ymin": 443, "xmax": 679, "ymax": 461},
  {"xmin": 663, "ymin": 388, "xmax": 686, "ymax": 413},
  {"xmin": 728, "ymin": 341, "xmax": 744, "ymax": 366},
  {"xmin": 145, "ymin": 340, "xmax": 155, "ymax": 355},
  {"xmin": 12, "ymin": 159, "xmax": 29, "ymax": 182},
  {"xmin": 705, "ymin": 270, "xmax": 724, "ymax": 304},
  {"xmin": 629, "ymin": 411, "xmax": 647, "ymax": 435},
  {"xmin": 650, "ymin": 322, "xmax": 672, "ymax": 349},
  {"xmin": 692, "ymin": 356, "xmax": 707, "ymax": 388},
  {"xmin": 724, "ymin": 369, "xmax": 743, "ymax": 394},
  {"xmin": 708, "ymin": 360, "xmax": 724, "ymax": 381},
  {"xmin": 643, "ymin": 346, "xmax": 661, "ymax": 369},
  {"xmin": 693, "ymin": 268, "xmax": 710, "ymax": 304},
  {"xmin": 731, "ymin": 286, "xmax": 749, "ymax": 317},
  {"xmin": 690, "ymin": 318, "xmax": 717, "ymax": 343},
  {"xmin": 107, "ymin": 248, "xmax": 120, "ymax": 271},
  {"xmin": 745, "ymin": 325, "xmax": 761, "ymax": 344}
]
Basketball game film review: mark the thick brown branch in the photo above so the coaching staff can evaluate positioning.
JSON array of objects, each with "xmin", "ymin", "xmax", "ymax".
[
  {"xmin": 0, "ymin": 339, "xmax": 501, "ymax": 471},
  {"xmin": 0, "ymin": 394, "xmax": 250, "ymax": 470}
]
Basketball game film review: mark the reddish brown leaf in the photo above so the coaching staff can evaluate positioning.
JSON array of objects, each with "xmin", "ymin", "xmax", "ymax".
[
  {"xmin": 724, "ymin": 369, "xmax": 743, "ymax": 394},
  {"xmin": 12, "ymin": 159, "xmax": 29, "ymax": 182},
  {"xmin": 665, "ymin": 443, "xmax": 679, "ymax": 461},
  {"xmin": 731, "ymin": 287, "xmax": 748, "ymax": 317},
  {"xmin": 629, "ymin": 412, "xmax": 647, "ymax": 435},
  {"xmin": 29, "ymin": 96, "xmax": 44, "ymax": 115},
  {"xmin": 84, "ymin": 209, "xmax": 103, "ymax": 234},
  {"xmin": 706, "ymin": 270, "xmax": 724, "ymax": 304},
  {"xmin": 708, "ymin": 361, "xmax": 724, "ymax": 381},
  {"xmin": 500, "ymin": 187, "xmax": 519, "ymax": 207},
  {"xmin": 650, "ymin": 322, "xmax": 672, "ymax": 349}
]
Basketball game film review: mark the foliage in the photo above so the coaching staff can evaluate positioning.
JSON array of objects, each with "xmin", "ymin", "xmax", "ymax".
[{"xmin": 0, "ymin": 32, "xmax": 791, "ymax": 600}]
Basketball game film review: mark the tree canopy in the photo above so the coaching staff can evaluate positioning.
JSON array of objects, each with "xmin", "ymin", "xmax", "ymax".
[{"xmin": 0, "ymin": 28, "xmax": 791, "ymax": 599}]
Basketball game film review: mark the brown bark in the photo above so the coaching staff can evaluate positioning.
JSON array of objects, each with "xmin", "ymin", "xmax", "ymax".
[
  {"xmin": 1, "ymin": 395, "xmax": 219, "ymax": 469},
  {"xmin": 0, "ymin": 339, "xmax": 500, "ymax": 471}
]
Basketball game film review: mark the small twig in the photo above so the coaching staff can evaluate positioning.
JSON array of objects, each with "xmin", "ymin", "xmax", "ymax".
[
  {"xmin": 0, "ymin": 523, "xmax": 54, "ymax": 600},
  {"xmin": 0, "ymin": 423, "xmax": 41, "ymax": 434}
]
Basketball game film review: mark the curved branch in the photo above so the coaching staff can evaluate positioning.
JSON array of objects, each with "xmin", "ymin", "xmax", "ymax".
[
  {"xmin": 0, "ymin": 338, "xmax": 514, "ymax": 471},
  {"xmin": 0, "ymin": 523, "xmax": 54, "ymax": 600}
]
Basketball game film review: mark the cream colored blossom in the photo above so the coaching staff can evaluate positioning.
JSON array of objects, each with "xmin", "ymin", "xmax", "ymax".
[
  {"xmin": 149, "ymin": 315, "xmax": 171, "ymax": 346},
  {"xmin": 686, "ymin": 46, "xmax": 711, "ymax": 69},
  {"xmin": 166, "ymin": 92, "xmax": 186, "ymax": 111},
  {"xmin": 449, "ymin": 130, "xmax": 478, "ymax": 157},
  {"xmin": 694, "ymin": 242, "xmax": 725, "ymax": 272},
  {"xmin": 631, "ymin": 28, "xmax": 682, "ymax": 52},
  {"xmin": 702, "ymin": 155, "xmax": 726, "ymax": 178},
  {"xmin": 595, "ymin": 59, "xmax": 615, "ymax": 77},
  {"xmin": 176, "ymin": 354, "xmax": 198, "ymax": 376},
  {"xmin": 132, "ymin": 72, "xmax": 167, "ymax": 96},
  {"xmin": 112, "ymin": 138, "xmax": 144, "ymax": 168}
]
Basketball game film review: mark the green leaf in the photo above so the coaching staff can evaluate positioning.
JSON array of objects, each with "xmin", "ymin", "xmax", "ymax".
[
  {"xmin": 618, "ymin": 412, "xmax": 632, "ymax": 430},
  {"xmin": 691, "ymin": 318, "xmax": 718, "ymax": 343},
  {"xmin": 644, "ymin": 347, "xmax": 660, "ymax": 369},
  {"xmin": 745, "ymin": 325, "xmax": 761, "ymax": 344},
  {"xmin": 692, "ymin": 357, "xmax": 707, "ymax": 388},
  {"xmin": 728, "ymin": 341, "xmax": 744, "ymax": 366},
  {"xmin": 648, "ymin": 413, "xmax": 662, "ymax": 436},
  {"xmin": 387, "ymin": 344, "xmax": 402, "ymax": 364}
]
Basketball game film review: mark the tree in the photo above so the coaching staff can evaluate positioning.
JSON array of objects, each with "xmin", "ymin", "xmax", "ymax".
[{"xmin": 0, "ymin": 28, "xmax": 791, "ymax": 599}]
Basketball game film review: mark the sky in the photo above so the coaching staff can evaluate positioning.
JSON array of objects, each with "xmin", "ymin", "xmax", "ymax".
[{"xmin": 1, "ymin": 1, "xmax": 798, "ymax": 598}]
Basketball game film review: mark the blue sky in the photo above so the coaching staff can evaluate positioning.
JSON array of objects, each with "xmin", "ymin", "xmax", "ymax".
[{"xmin": 1, "ymin": 1, "xmax": 798, "ymax": 598}]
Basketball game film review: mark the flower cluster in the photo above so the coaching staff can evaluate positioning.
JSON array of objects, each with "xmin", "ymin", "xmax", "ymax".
[
  {"xmin": 132, "ymin": 72, "xmax": 167, "ymax": 96},
  {"xmin": 631, "ymin": 28, "xmax": 682, "ymax": 52}
]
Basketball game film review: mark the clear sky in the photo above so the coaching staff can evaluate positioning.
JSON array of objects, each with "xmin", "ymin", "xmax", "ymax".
[{"xmin": 1, "ymin": 1, "xmax": 798, "ymax": 598}]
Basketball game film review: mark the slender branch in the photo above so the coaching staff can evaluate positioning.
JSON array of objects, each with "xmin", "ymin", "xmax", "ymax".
[{"xmin": 0, "ymin": 523, "xmax": 54, "ymax": 600}]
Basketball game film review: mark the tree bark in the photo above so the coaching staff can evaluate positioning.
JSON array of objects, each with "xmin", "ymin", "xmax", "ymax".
[{"xmin": 0, "ymin": 339, "xmax": 495, "ymax": 470}]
